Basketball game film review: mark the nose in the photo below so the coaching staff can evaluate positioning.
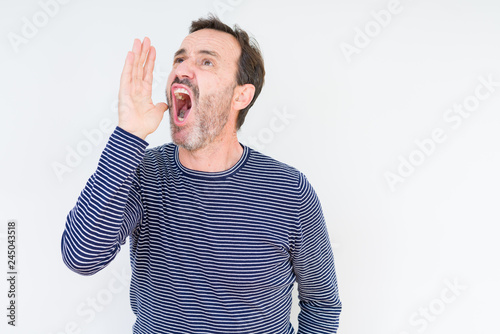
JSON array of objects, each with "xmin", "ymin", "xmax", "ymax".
[{"xmin": 174, "ymin": 58, "xmax": 195, "ymax": 80}]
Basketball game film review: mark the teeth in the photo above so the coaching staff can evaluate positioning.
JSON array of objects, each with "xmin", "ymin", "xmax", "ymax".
[
  {"xmin": 174, "ymin": 88, "xmax": 189, "ymax": 100},
  {"xmin": 174, "ymin": 88, "xmax": 189, "ymax": 94}
]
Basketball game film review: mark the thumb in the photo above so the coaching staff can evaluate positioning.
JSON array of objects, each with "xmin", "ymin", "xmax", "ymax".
[{"xmin": 156, "ymin": 102, "xmax": 168, "ymax": 113}]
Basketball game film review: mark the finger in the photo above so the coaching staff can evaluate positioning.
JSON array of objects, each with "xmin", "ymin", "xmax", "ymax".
[
  {"xmin": 119, "ymin": 51, "xmax": 134, "ymax": 90},
  {"xmin": 136, "ymin": 37, "xmax": 151, "ymax": 82},
  {"xmin": 131, "ymin": 38, "xmax": 141, "ymax": 83},
  {"xmin": 143, "ymin": 45, "xmax": 156, "ymax": 85}
]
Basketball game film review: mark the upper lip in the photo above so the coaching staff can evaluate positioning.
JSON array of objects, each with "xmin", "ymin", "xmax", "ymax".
[{"xmin": 171, "ymin": 83, "xmax": 193, "ymax": 101}]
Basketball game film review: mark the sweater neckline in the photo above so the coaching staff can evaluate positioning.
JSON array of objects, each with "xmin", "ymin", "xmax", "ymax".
[{"xmin": 173, "ymin": 143, "xmax": 249, "ymax": 180}]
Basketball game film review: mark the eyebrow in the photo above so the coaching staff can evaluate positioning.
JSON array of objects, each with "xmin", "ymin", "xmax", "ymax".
[
  {"xmin": 198, "ymin": 50, "xmax": 220, "ymax": 58},
  {"xmin": 174, "ymin": 48, "xmax": 220, "ymax": 59},
  {"xmin": 174, "ymin": 48, "xmax": 186, "ymax": 58}
]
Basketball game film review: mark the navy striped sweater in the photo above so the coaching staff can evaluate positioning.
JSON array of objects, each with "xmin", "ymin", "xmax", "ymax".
[{"xmin": 61, "ymin": 126, "xmax": 341, "ymax": 333}]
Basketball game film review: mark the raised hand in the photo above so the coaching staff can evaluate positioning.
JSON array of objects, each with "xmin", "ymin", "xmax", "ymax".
[{"xmin": 118, "ymin": 37, "xmax": 168, "ymax": 140}]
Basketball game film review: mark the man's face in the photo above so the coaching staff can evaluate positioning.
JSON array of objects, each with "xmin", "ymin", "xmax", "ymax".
[{"xmin": 166, "ymin": 29, "xmax": 241, "ymax": 151}]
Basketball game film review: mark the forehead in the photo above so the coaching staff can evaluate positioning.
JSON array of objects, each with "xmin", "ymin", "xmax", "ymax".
[{"xmin": 178, "ymin": 29, "xmax": 241, "ymax": 63}]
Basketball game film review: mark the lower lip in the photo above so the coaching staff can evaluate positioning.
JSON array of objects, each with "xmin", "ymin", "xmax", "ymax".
[{"xmin": 172, "ymin": 108, "xmax": 191, "ymax": 127}]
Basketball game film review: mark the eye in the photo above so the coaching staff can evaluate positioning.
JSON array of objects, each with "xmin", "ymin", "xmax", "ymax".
[
  {"xmin": 174, "ymin": 57, "xmax": 184, "ymax": 64},
  {"xmin": 202, "ymin": 59, "xmax": 213, "ymax": 66}
]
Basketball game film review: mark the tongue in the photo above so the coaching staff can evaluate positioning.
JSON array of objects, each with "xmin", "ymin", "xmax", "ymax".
[{"xmin": 178, "ymin": 103, "xmax": 191, "ymax": 120}]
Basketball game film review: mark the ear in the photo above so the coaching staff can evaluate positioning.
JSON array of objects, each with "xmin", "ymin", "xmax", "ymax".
[{"xmin": 232, "ymin": 84, "xmax": 255, "ymax": 111}]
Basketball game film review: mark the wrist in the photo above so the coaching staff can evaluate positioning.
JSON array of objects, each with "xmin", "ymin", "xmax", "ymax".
[{"xmin": 117, "ymin": 125, "xmax": 149, "ymax": 141}]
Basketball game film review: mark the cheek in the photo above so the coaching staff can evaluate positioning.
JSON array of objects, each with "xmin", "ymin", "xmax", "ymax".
[
  {"xmin": 165, "ymin": 79, "xmax": 174, "ymax": 105},
  {"xmin": 166, "ymin": 72, "xmax": 177, "ymax": 90},
  {"xmin": 167, "ymin": 70, "xmax": 176, "ymax": 81},
  {"xmin": 200, "ymin": 74, "xmax": 232, "ymax": 98}
]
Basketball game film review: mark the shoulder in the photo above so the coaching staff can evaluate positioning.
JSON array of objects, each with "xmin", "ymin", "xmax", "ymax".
[
  {"xmin": 139, "ymin": 142, "xmax": 176, "ymax": 170},
  {"xmin": 245, "ymin": 147, "xmax": 319, "ymax": 200},
  {"xmin": 144, "ymin": 142, "xmax": 175, "ymax": 158},
  {"xmin": 244, "ymin": 146, "xmax": 308, "ymax": 189}
]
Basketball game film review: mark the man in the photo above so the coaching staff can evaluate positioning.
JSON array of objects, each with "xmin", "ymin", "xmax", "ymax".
[{"xmin": 61, "ymin": 15, "xmax": 341, "ymax": 334}]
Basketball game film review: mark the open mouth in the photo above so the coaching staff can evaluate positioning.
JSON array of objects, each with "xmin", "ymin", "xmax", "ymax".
[{"xmin": 172, "ymin": 85, "xmax": 193, "ymax": 124}]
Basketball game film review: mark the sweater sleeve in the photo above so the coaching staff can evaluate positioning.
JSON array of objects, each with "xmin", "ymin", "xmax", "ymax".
[
  {"xmin": 292, "ymin": 173, "xmax": 342, "ymax": 334},
  {"xmin": 61, "ymin": 126, "xmax": 148, "ymax": 276}
]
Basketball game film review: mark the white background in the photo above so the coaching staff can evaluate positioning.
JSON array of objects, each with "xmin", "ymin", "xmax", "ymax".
[{"xmin": 1, "ymin": 0, "xmax": 500, "ymax": 333}]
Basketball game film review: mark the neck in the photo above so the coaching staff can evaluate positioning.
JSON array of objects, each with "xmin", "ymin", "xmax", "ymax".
[{"xmin": 178, "ymin": 130, "xmax": 243, "ymax": 172}]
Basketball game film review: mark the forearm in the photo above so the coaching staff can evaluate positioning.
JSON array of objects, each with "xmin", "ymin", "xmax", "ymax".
[
  {"xmin": 297, "ymin": 297, "xmax": 342, "ymax": 334},
  {"xmin": 61, "ymin": 127, "xmax": 147, "ymax": 275},
  {"xmin": 296, "ymin": 255, "xmax": 342, "ymax": 333}
]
